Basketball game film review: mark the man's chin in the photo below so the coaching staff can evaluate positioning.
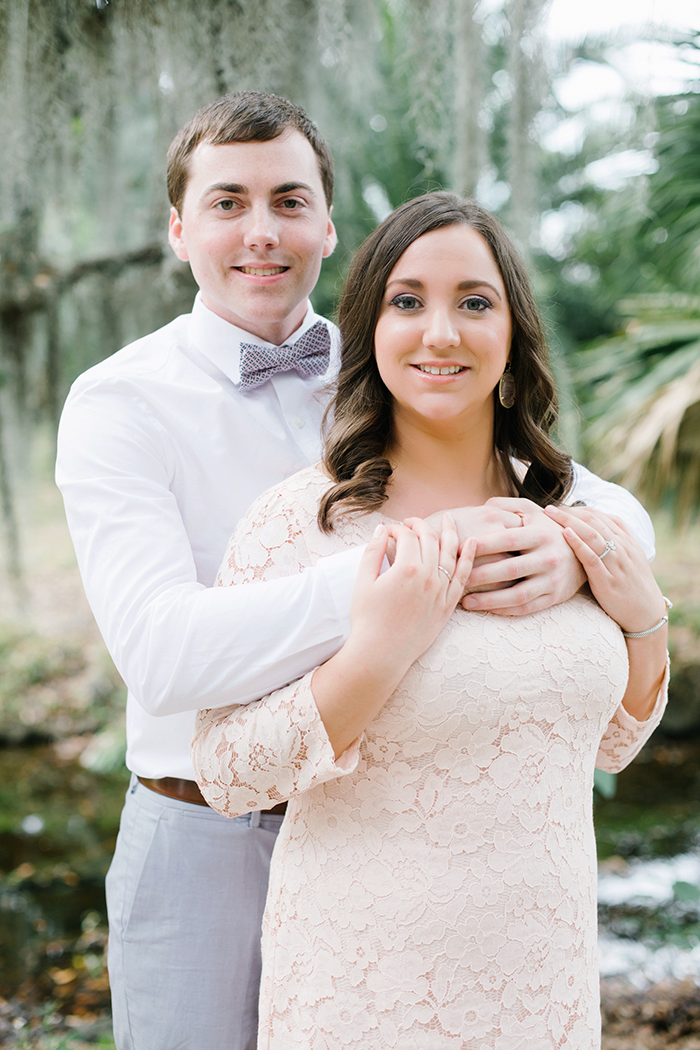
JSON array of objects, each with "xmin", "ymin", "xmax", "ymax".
[{"xmin": 201, "ymin": 289, "xmax": 311, "ymax": 345}]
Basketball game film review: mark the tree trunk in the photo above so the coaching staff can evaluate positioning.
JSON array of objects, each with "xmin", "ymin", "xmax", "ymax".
[
  {"xmin": 451, "ymin": 0, "xmax": 484, "ymax": 197},
  {"xmin": 505, "ymin": 0, "xmax": 550, "ymax": 247}
]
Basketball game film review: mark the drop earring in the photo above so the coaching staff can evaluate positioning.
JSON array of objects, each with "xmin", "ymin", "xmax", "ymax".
[{"xmin": 498, "ymin": 363, "xmax": 515, "ymax": 409}]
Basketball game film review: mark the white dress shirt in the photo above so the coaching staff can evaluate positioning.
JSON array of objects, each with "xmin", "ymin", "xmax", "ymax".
[{"xmin": 56, "ymin": 294, "xmax": 655, "ymax": 779}]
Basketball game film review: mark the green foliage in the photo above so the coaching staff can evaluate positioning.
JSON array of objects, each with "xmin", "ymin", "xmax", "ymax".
[
  {"xmin": 673, "ymin": 879, "xmax": 700, "ymax": 903},
  {"xmin": 539, "ymin": 35, "xmax": 700, "ymax": 358},
  {"xmin": 572, "ymin": 294, "xmax": 700, "ymax": 518},
  {"xmin": 0, "ymin": 627, "xmax": 125, "ymax": 744},
  {"xmin": 644, "ymin": 74, "xmax": 700, "ymax": 293},
  {"xmin": 671, "ymin": 599, "xmax": 700, "ymax": 637},
  {"xmin": 600, "ymin": 898, "xmax": 700, "ymax": 950},
  {"xmin": 593, "ymin": 768, "xmax": 617, "ymax": 801},
  {"xmin": 10, "ymin": 996, "xmax": 115, "ymax": 1049},
  {"xmin": 536, "ymin": 39, "xmax": 700, "ymax": 518}
]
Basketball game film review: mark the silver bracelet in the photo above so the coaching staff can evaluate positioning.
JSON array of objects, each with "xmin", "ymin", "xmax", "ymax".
[{"xmin": 622, "ymin": 597, "xmax": 673, "ymax": 639}]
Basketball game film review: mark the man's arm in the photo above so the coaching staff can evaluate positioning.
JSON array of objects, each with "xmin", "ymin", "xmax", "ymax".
[
  {"xmin": 56, "ymin": 380, "xmax": 362, "ymax": 716},
  {"xmin": 565, "ymin": 461, "xmax": 655, "ymax": 559}
]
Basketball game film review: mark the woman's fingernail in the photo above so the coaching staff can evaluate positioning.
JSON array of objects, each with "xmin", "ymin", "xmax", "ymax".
[{"xmin": 373, "ymin": 524, "xmax": 385, "ymax": 537}]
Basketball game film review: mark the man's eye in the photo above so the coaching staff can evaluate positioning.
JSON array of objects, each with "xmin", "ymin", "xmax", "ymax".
[
  {"xmin": 217, "ymin": 200, "xmax": 236, "ymax": 211},
  {"xmin": 280, "ymin": 198, "xmax": 303, "ymax": 209},
  {"xmin": 463, "ymin": 296, "xmax": 491, "ymax": 312},
  {"xmin": 391, "ymin": 294, "xmax": 422, "ymax": 310}
]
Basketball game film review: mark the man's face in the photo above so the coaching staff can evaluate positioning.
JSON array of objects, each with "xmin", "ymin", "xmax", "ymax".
[{"xmin": 168, "ymin": 131, "xmax": 337, "ymax": 345}]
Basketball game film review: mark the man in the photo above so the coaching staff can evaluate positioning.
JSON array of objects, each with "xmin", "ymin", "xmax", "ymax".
[{"xmin": 56, "ymin": 92, "xmax": 654, "ymax": 1050}]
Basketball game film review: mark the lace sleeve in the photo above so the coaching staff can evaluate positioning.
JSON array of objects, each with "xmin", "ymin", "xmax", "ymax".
[
  {"xmin": 192, "ymin": 472, "xmax": 362, "ymax": 817},
  {"xmin": 192, "ymin": 674, "xmax": 360, "ymax": 816},
  {"xmin": 595, "ymin": 656, "xmax": 669, "ymax": 772}
]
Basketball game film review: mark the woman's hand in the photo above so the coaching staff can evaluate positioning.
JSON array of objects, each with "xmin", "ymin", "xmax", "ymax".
[
  {"xmin": 544, "ymin": 505, "xmax": 668, "ymax": 723},
  {"xmin": 351, "ymin": 514, "xmax": 476, "ymax": 667},
  {"xmin": 311, "ymin": 514, "xmax": 476, "ymax": 757},
  {"xmin": 543, "ymin": 505, "xmax": 665, "ymax": 635}
]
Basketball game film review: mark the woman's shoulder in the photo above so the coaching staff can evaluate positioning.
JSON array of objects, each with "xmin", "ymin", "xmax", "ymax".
[
  {"xmin": 232, "ymin": 463, "xmax": 380, "ymax": 561},
  {"xmin": 218, "ymin": 466, "xmax": 337, "ymax": 584},
  {"xmin": 229, "ymin": 464, "xmax": 339, "ymax": 558},
  {"xmin": 241, "ymin": 463, "xmax": 331, "ymax": 525}
]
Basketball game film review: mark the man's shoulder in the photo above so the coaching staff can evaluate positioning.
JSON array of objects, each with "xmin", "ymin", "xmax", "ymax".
[{"xmin": 68, "ymin": 312, "xmax": 193, "ymax": 393}]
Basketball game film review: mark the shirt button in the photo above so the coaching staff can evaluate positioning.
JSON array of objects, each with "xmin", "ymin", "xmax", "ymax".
[{"xmin": 292, "ymin": 417, "xmax": 305, "ymax": 429}]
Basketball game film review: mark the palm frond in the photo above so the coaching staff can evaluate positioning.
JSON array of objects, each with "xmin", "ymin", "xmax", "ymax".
[{"xmin": 575, "ymin": 296, "xmax": 700, "ymax": 520}]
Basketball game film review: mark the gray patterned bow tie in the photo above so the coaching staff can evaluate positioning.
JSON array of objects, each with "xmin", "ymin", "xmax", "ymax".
[{"xmin": 238, "ymin": 321, "xmax": 331, "ymax": 391}]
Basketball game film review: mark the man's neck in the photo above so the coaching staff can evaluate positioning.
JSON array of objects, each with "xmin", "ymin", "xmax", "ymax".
[{"xmin": 199, "ymin": 292, "xmax": 310, "ymax": 346}]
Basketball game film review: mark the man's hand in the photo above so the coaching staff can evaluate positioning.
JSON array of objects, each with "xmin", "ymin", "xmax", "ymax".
[{"xmin": 456, "ymin": 498, "xmax": 586, "ymax": 617}]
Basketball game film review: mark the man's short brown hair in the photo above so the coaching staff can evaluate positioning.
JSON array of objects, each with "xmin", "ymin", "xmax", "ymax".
[{"xmin": 166, "ymin": 92, "xmax": 334, "ymax": 215}]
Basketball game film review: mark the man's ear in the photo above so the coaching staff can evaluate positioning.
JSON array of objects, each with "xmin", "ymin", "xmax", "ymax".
[
  {"xmin": 168, "ymin": 206, "xmax": 189, "ymax": 262},
  {"xmin": 322, "ymin": 207, "xmax": 338, "ymax": 259}
]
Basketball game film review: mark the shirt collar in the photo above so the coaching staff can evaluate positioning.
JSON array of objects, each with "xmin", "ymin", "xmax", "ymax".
[{"xmin": 188, "ymin": 293, "xmax": 327, "ymax": 385}]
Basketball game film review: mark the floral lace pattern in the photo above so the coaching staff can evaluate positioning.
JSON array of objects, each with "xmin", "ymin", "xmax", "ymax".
[{"xmin": 192, "ymin": 465, "xmax": 668, "ymax": 1050}]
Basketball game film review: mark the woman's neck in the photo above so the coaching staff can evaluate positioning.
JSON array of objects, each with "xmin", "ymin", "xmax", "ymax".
[{"xmin": 381, "ymin": 414, "xmax": 512, "ymax": 520}]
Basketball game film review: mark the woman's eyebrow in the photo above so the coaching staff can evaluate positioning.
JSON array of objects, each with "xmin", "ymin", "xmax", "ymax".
[
  {"xmin": 457, "ymin": 280, "xmax": 503, "ymax": 301},
  {"xmin": 385, "ymin": 277, "xmax": 424, "ymax": 290},
  {"xmin": 385, "ymin": 277, "xmax": 503, "ymax": 301}
]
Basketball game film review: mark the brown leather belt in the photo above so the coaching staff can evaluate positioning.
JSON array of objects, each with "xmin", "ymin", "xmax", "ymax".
[{"xmin": 137, "ymin": 777, "xmax": 287, "ymax": 815}]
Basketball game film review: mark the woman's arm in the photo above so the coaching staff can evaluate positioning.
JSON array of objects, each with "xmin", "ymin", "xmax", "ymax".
[
  {"xmin": 544, "ymin": 505, "xmax": 669, "ymax": 770},
  {"xmin": 193, "ymin": 671, "xmax": 362, "ymax": 817},
  {"xmin": 311, "ymin": 518, "xmax": 476, "ymax": 758},
  {"xmin": 593, "ymin": 659, "xmax": 669, "ymax": 773}
]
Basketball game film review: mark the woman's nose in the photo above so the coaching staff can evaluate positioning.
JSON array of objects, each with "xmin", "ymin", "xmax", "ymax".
[{"xmin": 422, "ymin": 309, "xmax": 460, "ymax": 349}]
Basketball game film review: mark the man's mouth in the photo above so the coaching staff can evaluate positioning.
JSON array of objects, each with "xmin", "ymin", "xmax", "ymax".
[
  {"xmin": 415, "ymin": 364, "xmax": 467, "ymax": 375},
  {"xmin": 235, "ymin": 266, "xmax": 289, "ymax": 276}
]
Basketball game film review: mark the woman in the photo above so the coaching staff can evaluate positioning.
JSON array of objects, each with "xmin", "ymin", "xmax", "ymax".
[{"xmin": 192, "ymin": 193, "xmax": 669, "ymax": 1049}]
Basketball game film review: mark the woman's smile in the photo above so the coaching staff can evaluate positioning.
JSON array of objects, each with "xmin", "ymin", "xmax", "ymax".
[{"xmin": 412, "ymin": 362, "xmax": 468, "ymax": 376}]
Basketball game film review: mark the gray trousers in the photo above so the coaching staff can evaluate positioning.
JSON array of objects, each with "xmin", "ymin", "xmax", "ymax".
[{"xmin": 106, "ymin": 776, "xmax": 283, "ymax": 1050}]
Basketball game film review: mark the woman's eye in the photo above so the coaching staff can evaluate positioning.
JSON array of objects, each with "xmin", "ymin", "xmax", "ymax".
[
  {"xmin": 391, "ymin": 294, "xmax": 422, "ymax": 310},
  {"xmin": 462, "ymin": 295, "xmax": 491, "ymax": 312}
]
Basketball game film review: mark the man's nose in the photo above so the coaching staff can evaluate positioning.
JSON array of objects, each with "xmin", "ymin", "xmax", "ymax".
[{"xmin": 242, "ymin": 205, "xmax": 280, "ymax": 250}]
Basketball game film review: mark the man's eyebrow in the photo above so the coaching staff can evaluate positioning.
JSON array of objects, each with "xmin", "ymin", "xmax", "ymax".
[
  {"xmin": 385, "ymin": 277, "xmax": 503, "ymax": 301},
  {"xmin": 200, "ymin": 183, "xmax": 247, "ymax": 200},
  {"xmin": 273, "ymin": 181, "xmax": 317, "ymax": 196},
  {"xmin": 200, "ymin": 181, "xmax": 317, "ymax": 200}
]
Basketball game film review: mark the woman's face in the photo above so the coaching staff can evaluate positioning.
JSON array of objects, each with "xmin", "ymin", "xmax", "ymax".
[{"xmin": 373, "ymin": 224, "xmax": 512, "ymax": 434}]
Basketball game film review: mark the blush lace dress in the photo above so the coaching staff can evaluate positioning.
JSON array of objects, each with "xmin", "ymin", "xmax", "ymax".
[{"xmin": 192, "ymin": 465, "xmax": 668, "ymax": 1050}]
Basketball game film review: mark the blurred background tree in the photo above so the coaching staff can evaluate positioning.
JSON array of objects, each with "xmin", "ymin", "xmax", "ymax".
[{"xmin": 535, "ymin": 32, "xmax": 700, "ymax": 516}]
